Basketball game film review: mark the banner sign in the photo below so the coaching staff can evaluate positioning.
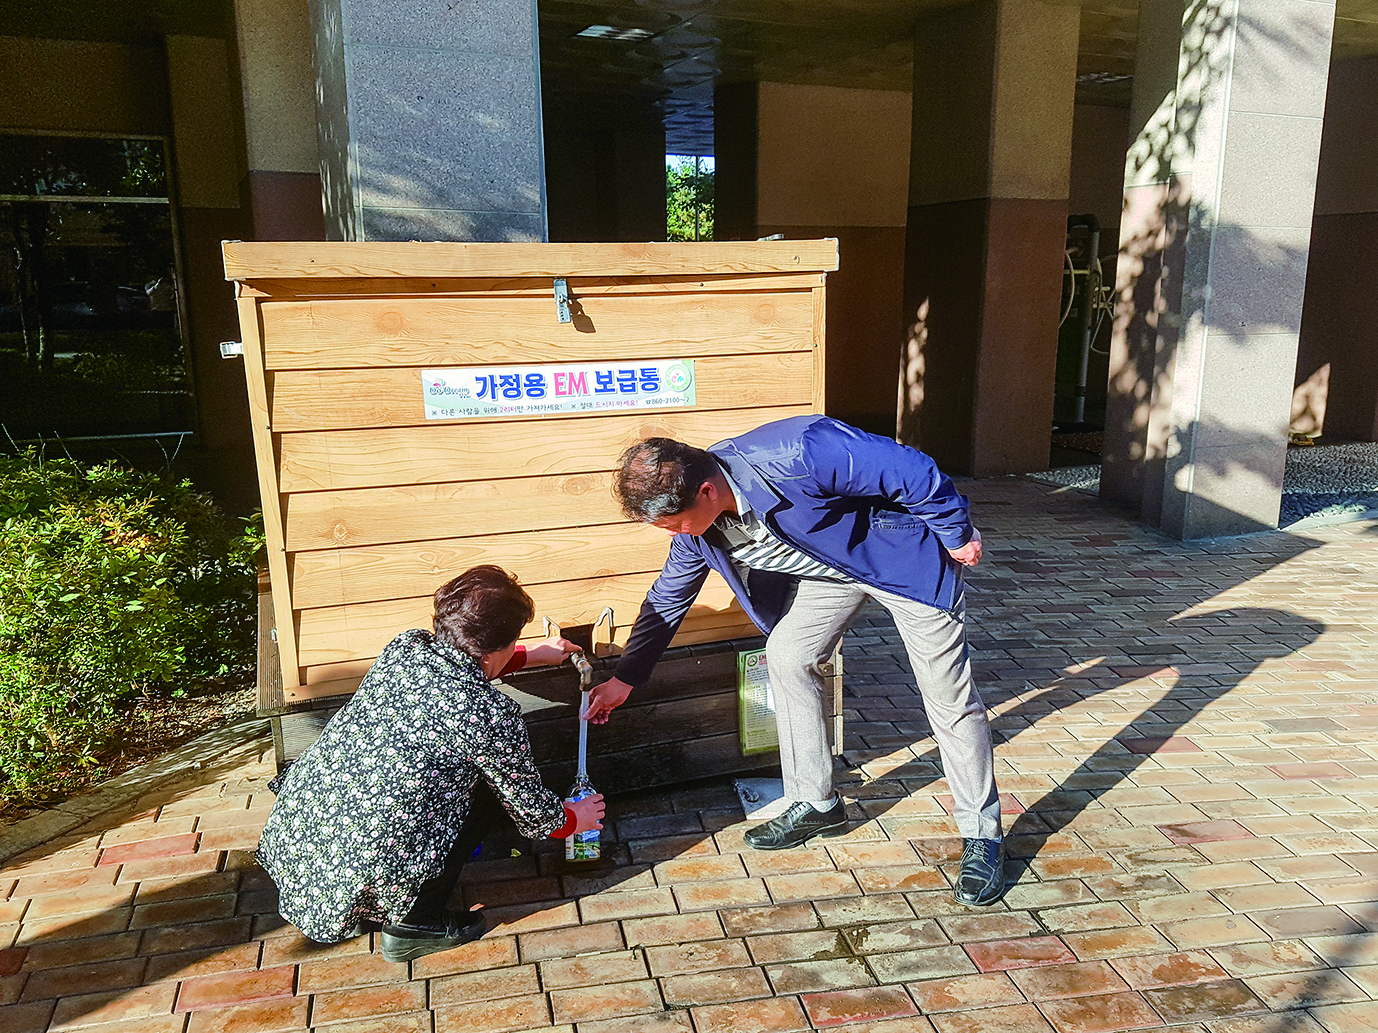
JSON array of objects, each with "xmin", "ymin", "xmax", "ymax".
[{"xmin": 422, "ymin": 359, "xmax": 696, "ymax": 420}]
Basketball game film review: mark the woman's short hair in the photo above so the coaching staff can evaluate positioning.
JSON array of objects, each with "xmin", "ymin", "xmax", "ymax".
[
  {"xmin": 614, "ymin": 437, "xmax": 719, "ymax": 520},
  {"xmin": 433, "ymin": 565, "xmax": 534, "ymax": 659}
]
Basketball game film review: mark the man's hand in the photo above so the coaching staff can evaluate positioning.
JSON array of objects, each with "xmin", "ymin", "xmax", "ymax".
[
  {"xmin": 947, "ymin": 528, "xmax": 982, "ymax": 567},
  {"xmin": 567, "ymin": 793, "xmax": 605, "ymax": 834},
  {"xmin": 525, "ymin": 636, "xmax": 581, "ymax": 667},
  {"xmin": 583, "ymin": 677, "xmax": 633, "ymax": 724}
]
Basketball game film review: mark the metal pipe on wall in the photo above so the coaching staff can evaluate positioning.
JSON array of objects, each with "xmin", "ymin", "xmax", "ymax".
[{"xmin": 1067, "ymin": 214, "xmax": 1100, "ymax": 425}]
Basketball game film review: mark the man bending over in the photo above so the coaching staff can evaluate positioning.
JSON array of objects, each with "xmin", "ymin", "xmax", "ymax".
[{"xmin": 584, "ymin": 415, "xmax": 1005, "ymax": 906}]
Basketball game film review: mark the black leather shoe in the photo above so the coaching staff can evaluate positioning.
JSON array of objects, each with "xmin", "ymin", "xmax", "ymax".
[
  {"xmin": 954, "ymin": 838, "xmax": 1005, "ymax": 906},
  {"xmin": 744, "ymin": 798, "xmax": 847, "ymax": 850},
  {"xmin": 380, "ymin": 909, "xmax": 485, "ymax": 962}
]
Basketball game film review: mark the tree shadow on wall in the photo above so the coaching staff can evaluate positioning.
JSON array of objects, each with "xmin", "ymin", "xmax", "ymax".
[{"xmin": 1101, "ymin": 0, "xmax": 1333, "ymax": 533}]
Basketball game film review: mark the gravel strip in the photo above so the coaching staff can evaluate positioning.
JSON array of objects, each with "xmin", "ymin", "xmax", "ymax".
[
  {"xmin": 1028, "ymin": 465, "xmax": 1100, "ymax": 491},
  {"xmin": 1283, "ymin": 441, "xmax": 1378, "ymax": 493},
  {"xmin": 1026, "ymin": 442, "xmax": 1378, "ymax": 528}
]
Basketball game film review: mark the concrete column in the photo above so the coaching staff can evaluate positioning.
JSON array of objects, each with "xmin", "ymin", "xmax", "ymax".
[
  {"xmin": 1102, "ymin": 0, "xmax": 1335, "ymax": 538},
  {"xmin": 545, "ymin": 99, "xmax": 666, "ymax": 243},
  {"xmin": 165, "ymin": 35, "xmax": 257, "ymax": 510},
  {"xmin": 1294, "ymin": 55, "xmax": 1378, "ymax": 443},
  {"xmin": 753, "ymin": 83, "xmax": 912, "ymax": 437},
  {"xmin": 713, "ymin": 82, "xmax": 758, "ymax": 242},
  {"xmin": 713, "ymin": 82, "xmax": 913, "ymax": 434},
  {"xmin": 900, "ymin": 0, "xmax": 1079, "ymax": 475},
  {"xmin": 231, "ymin": 0, "xmax": 325, "ymax": 240},
  {"xmin": 307, "ymin": 0, "xmax": 546, "ymax": 241}
]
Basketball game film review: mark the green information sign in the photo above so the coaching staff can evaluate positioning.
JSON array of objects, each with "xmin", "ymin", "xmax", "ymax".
[{"xmin": 738, "ymin": 648, "xmax": 779, "ymax": 756}]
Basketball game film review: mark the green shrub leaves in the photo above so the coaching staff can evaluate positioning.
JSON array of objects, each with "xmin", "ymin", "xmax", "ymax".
[{"xmin": 0, "ymin": 452, "xmax": 262, "ymax": 803}]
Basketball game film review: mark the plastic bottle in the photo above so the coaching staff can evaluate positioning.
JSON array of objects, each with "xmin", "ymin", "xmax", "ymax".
[
  {"xmin": 564, "ymin": 774, "xmax": 600, "ymax": 862},
  {"xmin": 564, "ymin": 653, "xmax": 600, "ymax": 862}
]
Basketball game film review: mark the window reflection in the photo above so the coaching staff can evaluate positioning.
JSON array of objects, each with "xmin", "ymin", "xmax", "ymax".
[{"xmin": 0, "ymin": 133, "xmax": 193, "ymax": 441}]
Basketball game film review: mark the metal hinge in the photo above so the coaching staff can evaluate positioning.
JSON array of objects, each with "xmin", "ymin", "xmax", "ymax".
[{"xmin": 554, "ymin": 278, "xmax": 572, "ymax": 323}]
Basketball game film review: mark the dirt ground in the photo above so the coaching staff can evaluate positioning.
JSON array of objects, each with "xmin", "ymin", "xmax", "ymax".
[{"xmin": 0, "ymin": 674, "xmax": 258, "ymax": 826}]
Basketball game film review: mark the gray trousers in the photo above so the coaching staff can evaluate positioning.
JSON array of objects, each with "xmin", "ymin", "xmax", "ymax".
[{"xmin": 765, "ymin": 578, "xmax": 1002, "ymax": 841}]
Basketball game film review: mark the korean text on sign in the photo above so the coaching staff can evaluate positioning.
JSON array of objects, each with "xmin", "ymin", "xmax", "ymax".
[{"xmin": 421, "ymin": 360, "xmax": 696, "ymax": 420}]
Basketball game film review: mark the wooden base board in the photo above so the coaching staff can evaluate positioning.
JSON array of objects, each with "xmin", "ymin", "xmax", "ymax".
[{"xmin": 269, "ymin": 638, "xmax": 843, "ymax": 794}]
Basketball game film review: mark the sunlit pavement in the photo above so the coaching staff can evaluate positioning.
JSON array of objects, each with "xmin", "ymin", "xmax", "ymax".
[{"xmin": 4, "ymin": 476, "xmax": 1378, "ymax": 1033}]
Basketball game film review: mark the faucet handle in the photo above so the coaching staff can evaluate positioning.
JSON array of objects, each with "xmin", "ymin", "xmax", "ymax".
[{"xmin": 569, "ymin": 651, "xmax": 594, "ymax": 687}]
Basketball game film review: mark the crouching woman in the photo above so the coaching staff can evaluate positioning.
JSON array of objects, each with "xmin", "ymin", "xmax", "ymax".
[{"xmin": 256, "ymin": 565, "xmax": 604, "ymax": 962}]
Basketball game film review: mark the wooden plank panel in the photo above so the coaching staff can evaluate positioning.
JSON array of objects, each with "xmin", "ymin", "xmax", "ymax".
[
  {"xmin": 514, "ymin": 651, "xmax": 741, "ymax": 711},
  {"xmin": 224, "ymin": 239, "xmax": 839, "ymax": 281},
  {"xmin": 270, "ymin": 351, "xmax": 815, "ymax": 432},
  {"xmin": 237, "ymin": 294, "xmax": 302, "ymax": 683},
  {"xmin": 289, "ymin": 610, "xmax": 759, "ymax": 700},
  {"xmin": 295, "ymin": 574, "xmax": 744, "ymax": 667},
  {"xmin": 276, "ymin": 404, "xmax": 810, "ymax": 492},
  {"xmin": 301, "ymin": 658, "xmax": 379, "ymax": 688},
  {"xmin": 242, "ymin": 271, "xmax": 826, "ymax": 300},
  {"xmin": 256, "ymin": 567, "xmax": 283, "ymax": 712},
  {"xmin": 289, "ymin": 522, "xmax": 671, "ymax": 609},
  {"xmin": 813, "ymin": 285, "xmax": 828, "ymax": 413},
  {"xmin": 282, "ymin": 473, "xmax": 622, "ymax": 551},
  {"xmin": 526, "ymin": 693, "xmax": 737, "ymax": 759},
  {"xmin": 258, "ymin": 291, "xmax": 814, "ymax": 369},
  {"xmin": 285, "ymin": 677, "xmax": 368, "ymax": 702},
  {"xmin": 226, "ymin": 239, "xmax": 831, "ymax": 716},
  {"xmin": 631, "ymin": 620, "xmax": 758, "ymax": 649}
]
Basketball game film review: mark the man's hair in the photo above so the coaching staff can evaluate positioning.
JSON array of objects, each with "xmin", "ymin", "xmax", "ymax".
[
  {"xmin": 614, "ymin": 437, "xmax": 720, "ymax": 520},
  {"xmin": 433, "ymin": 565, "xmax": 535, "ymax": 659}
]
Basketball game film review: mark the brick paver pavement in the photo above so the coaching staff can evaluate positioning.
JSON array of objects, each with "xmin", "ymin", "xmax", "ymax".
[{"xmin": 3, "ymin": 477, "xmax": 1377, "ymax": 1033}]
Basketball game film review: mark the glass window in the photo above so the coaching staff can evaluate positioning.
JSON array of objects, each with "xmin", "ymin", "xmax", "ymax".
[{"xmin": 0, "ymin": 133, "xmax": 194, "ymax": 443}]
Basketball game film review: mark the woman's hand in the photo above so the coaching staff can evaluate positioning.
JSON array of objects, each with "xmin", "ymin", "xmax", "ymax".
[
  {"xmin": 568, "ymin": 792, "xmax": 605, "ymax": 834},
  {"xmin": 525, "ymin": 636, "xmax": 581, "ymax": 667}
]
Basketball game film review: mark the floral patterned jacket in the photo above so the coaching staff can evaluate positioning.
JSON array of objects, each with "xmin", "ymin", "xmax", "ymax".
[{"xmin": 256, "ymin": 629, "xmax": 566, "ymax": 942}]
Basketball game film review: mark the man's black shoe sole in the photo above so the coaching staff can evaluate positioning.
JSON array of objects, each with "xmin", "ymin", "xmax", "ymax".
[
  {"xmin": 953, "ymin": 887, "xmax": 1005, "ymax": 907},
  {"xmin": 743, "ymin": 819, "xmax": 848, "ymax": 851},
  {"xmin": 380, "ymin": 932, "xmax": 481, "ymax": 963},
  {"xmin": 380, "ymin": 918, "xmax": 485, "ymax": 962}
]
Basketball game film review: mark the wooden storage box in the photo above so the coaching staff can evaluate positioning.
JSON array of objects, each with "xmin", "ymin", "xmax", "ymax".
[{"xmin": 225, "ymin": 240, "xmax": 840, "ymax": 788}]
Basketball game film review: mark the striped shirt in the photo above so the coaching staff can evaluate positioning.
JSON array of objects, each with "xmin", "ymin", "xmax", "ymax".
[{"xmin": 713, "ymin": 470, "xmax": 853, "ymax": 582}]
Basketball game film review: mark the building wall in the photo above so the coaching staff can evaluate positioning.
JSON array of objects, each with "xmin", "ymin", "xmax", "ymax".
[
  {"xmin": 0, "ymin": 36, "xmax": 171, "ymax": 134},
  {"xmin": 1069, "ymin": 102, "xmax": 1131, "ymax": 242},
  {"xmin": 755, "ymin": 82, "xmax": 912, "ymax": 436},
  {"xmin": 1295, "ymin": 54, "xmax": 1378, "ymax": 442},
  {"xmin": 903, "ymin": 0, "xmax": 1078, "ymax": 475},
  {"xmin": 713, "ymin": 83, "xmax": 758, "ymax": 243},
  {"xmin": 232, "ymin": 0, "xmax": 326, "ymax": 240},
  {"xmin": 0, "ymin": 33, "xmax": 258, "ymax": 510}
]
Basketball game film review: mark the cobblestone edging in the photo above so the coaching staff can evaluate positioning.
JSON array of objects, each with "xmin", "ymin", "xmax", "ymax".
[{"xmin": 0, "ymin": 717, "xmax": 272, "ymax": 866}]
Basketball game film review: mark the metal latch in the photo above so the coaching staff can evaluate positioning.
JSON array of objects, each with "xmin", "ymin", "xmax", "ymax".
[
  {"xmin": 554, "ymin": 278, "xmax": 572, "ymax": 323},
  {"xmin": 220, "ymin": 341, "xmax": 244, "ymax": 358}
]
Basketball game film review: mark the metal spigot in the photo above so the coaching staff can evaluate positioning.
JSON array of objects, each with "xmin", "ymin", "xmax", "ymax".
[{"xmin": 569, "ymin": 651, "xmax": 593, "ymax": 689}]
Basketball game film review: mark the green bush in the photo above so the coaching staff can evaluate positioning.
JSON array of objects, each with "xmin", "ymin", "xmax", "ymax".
[{"xmin": 0, "ymin": 452, "xmax": 262, "ymax": 802}]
